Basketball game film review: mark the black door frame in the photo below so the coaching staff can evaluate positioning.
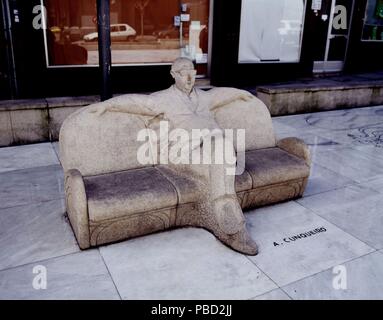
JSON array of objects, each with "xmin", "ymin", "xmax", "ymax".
[
  {"xmin": 1, "ymin": 0, "xmax": 18, "ymax": 99},
  {"xmin": 345, "ymin": 0, "xmax": 383, "ymax": 73}
]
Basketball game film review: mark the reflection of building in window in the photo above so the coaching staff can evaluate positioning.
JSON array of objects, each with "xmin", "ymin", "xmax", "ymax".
[
  {"xmin": 46, "ymin": 0, "xmax": 97, "ymax": 42},
  {"xmin": 47, "ymin": 28, "xmax": 88, "ymax": 65},
  {"xmin": 45, "ymin": 0, "xmax": 96, "ymax": 66},
  {"xmin": 44, "ymin": 0, "xmax": 210, "ymax": 67}
]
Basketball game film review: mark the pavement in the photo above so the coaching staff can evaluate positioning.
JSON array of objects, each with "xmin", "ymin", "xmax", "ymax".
[{"xmin": 0, "ymin": 105, "xmax": 383, "ymax": 300}]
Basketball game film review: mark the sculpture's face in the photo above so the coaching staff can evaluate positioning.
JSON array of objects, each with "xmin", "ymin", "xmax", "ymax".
[{"xmin": 171, "ymin": 62, "xmax": 196, "ymax": 95}]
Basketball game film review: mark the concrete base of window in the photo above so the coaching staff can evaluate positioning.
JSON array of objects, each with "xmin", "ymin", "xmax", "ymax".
[
  {"xmin": 0, "ymin": 96, "xmax": 99, "ymax": 147},
  {"xmin": 0, "ymin": 79, "xmax": 215, "ymax": 148},
  {"xmin": 1, "ymin": 75, "xmax": 383, "ymax": 147},
  {"xmin": 256, "ymin": 76, "xmax": 383, "ymax": 116}
]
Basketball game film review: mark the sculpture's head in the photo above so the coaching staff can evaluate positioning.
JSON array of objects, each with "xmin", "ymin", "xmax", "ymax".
[{"xmin": 170, "ymin": 57, "xmax": 196, "ymax": 95}]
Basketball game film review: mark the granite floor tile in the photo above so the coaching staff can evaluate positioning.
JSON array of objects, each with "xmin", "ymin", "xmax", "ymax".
[
  {"xmin": 306, "ymin": 113, "xmax": 383, "ymax": 132},
  {"xmin": 0, "ymin": 143, "xmax": 59, "ymax": 173},
  {"xmin": 0, "ymin": 165, "xmax": 64, "ymax": 210},
  {"xmin": 298, "ymin": 185, "xmax": 383, "ymax": 250},
  {"xmin": 251, "ymin": 289, "xmax": 291, "ymax": 300},
  {"xmin": 274, "ymin": 107, "xmax": 383, "ymax": 134},
  {"xmin": 351, "ymin": 145, "xmax": 383, "ymax": 161},
  {"xmin": 273, "ymin": 109, "xmax": 349, "ymax": 131},
  {"xmin": 283, "ymin": 251, "xmax": 383, "ymax": 300},
  {"xmin": 273, "ymin": 116, "xmax": 312, "ymax": 131},
  {"xmin": 358, "ymin": 177, "xmax": 383, "ymax": 194},
  {"xmin": 245, "ymin": 201, "xmax": 374, "ymax": 287},
  {"xmin": 100, "ymin": 228, "xmax": 277, "ymax": 300},
  {"xmin": 313, "ymin": 124, "xmax": 383, "ymax": 149},
  {"xmin": 271, "ymin": 121, "xmax": 298, "ymax": 136},
  {"xmin": 0, "ymin": 250, "xmax": 120, "ymax": 300},
  {"xmin": 0, "ymin": 199, "xmax": 79, "ymax": 271},
  {"xmin": 276, "ymin": 130, "xmax": 340, "ymax": 148},
  {"xmin": 304, "ymin": 163, "xmax": 355, "ymax": 197},
  {"xmin": 51, "ymin": 142, "xmax": 60, "ymax": 163},
  {"xmin": 310, "ymin": 146, "xmax": 383, "ymax": 183}
]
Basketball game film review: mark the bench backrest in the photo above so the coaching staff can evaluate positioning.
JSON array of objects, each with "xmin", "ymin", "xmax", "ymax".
[{"xmin": 59, "ymin": 92, "xmax": 276, "ymax": 176}]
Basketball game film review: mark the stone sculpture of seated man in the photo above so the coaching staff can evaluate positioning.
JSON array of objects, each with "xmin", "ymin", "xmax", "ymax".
[{"xmin": 91, "ymin": 57, "xmax": 258, "ymax": 255}]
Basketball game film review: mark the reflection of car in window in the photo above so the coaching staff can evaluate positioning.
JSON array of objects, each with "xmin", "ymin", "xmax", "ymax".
[
  {"xmin": 153, "ymin": 24, "xmax": 189, "ymax": 39},
  {"xmin": 83, "ymin": 23, "xmax": 136, "ymax": 41}
]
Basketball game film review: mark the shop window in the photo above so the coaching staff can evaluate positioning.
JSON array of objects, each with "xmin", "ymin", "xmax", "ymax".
[
  {"xmin": 238, "ymin": 0, "xmax": 306, "ymax": 63},
  {"xmin": 44, "ymin": 0, "xmax": 98, "ymax": 66},
  {"xmin": 109, "ymin": 0, "xmax": 209, "ymax": 72},
  {"xmin": 43, "ymin": 0, "xmax": 210, "ymax": 75},
  {"xmin": 361, "ymin": 0, "xmax": 383, "ymax": 41}
]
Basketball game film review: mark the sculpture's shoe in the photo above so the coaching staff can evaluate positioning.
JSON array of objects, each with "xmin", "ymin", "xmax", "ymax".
[
  {"xmin": 222, "ymin": 223, "xmax": 259, "ymax": 256},
  {"xmin": 201, "ymin": 195, "xmax": 258, "ymax": 256}
]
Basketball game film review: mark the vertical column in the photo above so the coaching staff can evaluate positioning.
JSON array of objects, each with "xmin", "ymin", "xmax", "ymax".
[{"xmin": 96, "ymin": 0, "xmax": 112, "ymax": 101}]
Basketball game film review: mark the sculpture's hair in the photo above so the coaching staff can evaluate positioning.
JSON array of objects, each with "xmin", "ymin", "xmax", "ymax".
[{"xmin": 171, "ymin": 57, "xmax": 194, "ymax": 73}]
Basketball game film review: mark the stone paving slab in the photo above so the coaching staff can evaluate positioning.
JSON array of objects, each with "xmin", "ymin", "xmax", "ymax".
[
  {"xmin": 0, "ymin": 199, "xmax": 79, "ymax": 271},
  {"xmin": 251, "ymin": 289, "xmax": 291, "ymax": 300},
  {"xmin": 358, "ymin": 177, "xmax": 383, "ymax": 194},
  {"xmin": 0, "ymin": 250, "xmax": 119, "ymax": 300},
  {"xmin": 282, "ymin": 251, "xmax": 383, "ymax": 300},
  {"xmin": 304, "ymin": 162, "xmax": 355, "ymax": 197},
  {"xmin": 310, "ymin": 146, "xmax": 383, "ymax": 183},
  {"xmin": 0, "ymin": 105, "xmax": 382, "ymax": 299},
  {"xmin": 245, "ymin": 201, "xmax": 374, "ymax": 287},
  {"xmin": 274, "ymin": 106, "xmax": 383, "ymax": 132},
  {"xmin": 100, "ymin": 228, "xmax": 277, "ymax": 300},
  {"xmin": 0, "ymin": 165, "xmax": 64, "ymax": 210},
  {"xmin": 0, "ymin": 143, "xmax": 59, "ymax": 173},
  {"xmin": 51, "ymin": 142, "xmax": 60, "ymax": 162},
  {"xmin": 298, "ymin": 185, "xmax": 383, "ymax": 250}
]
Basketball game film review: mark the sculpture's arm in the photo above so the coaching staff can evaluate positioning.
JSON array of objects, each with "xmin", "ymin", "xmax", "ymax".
[
  {"xmin": 277, "ymin": 137, "xmax": 311, "ymax": 166},
  {"xmin": 208, "ymin": 87, "xmax": 255, "ymax": 112},
  {"xmin": 89, "ymin": 94, "xmax": 160, "ymax": 117}
]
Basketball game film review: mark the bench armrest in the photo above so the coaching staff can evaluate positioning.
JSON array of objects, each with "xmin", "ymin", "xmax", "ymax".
[
  {"xmin": 277, "ymin": 137, "xmax": 311, "ymax": 166},
  {"xmin": 64, "ymin": 169, "xmax": 90, "ymax": 249}
]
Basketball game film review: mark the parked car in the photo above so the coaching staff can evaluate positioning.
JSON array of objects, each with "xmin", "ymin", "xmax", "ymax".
[{"xmin": 83, "ymin": 23, "xmax": 136, "ymax": 41}]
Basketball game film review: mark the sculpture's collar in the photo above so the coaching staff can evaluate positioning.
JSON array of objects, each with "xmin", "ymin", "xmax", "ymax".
[{"xmin": 171, "ymin": 85, "xmax": 197, "ymax": 98}]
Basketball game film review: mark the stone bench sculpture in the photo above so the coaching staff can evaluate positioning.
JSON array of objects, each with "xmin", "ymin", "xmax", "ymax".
[{"xmin": 60, "ymin": 59, "xmax": 311, "ymax": 255}]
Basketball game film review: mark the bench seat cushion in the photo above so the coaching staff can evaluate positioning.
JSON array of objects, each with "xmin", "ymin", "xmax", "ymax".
[
  {"xmin": 85, "ymin": 147, "xmax": 310, "ymax": 223},
  {"xmin": 245, "ymin": 148, "xmax": 310, "ymax": 188},
  {"xmin": 82, "ymin": 147, "xmax": 310, "ymax": 247},
  {"xmin": 85, "ymin": 167, "xmax": 178, "ymax": 222}
]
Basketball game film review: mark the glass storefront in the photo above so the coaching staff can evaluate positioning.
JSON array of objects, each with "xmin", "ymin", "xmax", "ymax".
[
  {"xmin": 44, "ymin": 0, "xmax": 98, "ymax": 66},
  {"xmin": 362, "ymin": 0, "xmax": 383, "ymax": 41},
  {"xmin": 238, "ymin": 0, "xmax": 306, "ymax": 63},
  {"xmin": 43, "ymin": 0, "xmax": 210, "ymax": 75}
]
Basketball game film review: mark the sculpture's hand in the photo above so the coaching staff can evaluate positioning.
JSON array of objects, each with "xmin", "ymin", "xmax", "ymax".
[
  {"xmin": 89, "ymin": 104, "xmax": 108, "ymax": 116},
  {"xmin": 241, "ymin": 94, "xmax": 253, "ymax": 102},
  {"xmin": 147, "ymin": 112, "xmax": 165, "ymax": 126}
]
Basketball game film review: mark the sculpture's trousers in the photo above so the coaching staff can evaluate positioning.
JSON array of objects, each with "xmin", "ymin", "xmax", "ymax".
[{"xmin": 168, "ymin": 129, "xmax": 237, "ymax": 203}]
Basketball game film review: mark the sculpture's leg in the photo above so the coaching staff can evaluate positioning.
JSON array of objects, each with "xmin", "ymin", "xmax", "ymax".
[{"xmin": 193, "ymin": 132, "xmax": 258, "ymax": 255}]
